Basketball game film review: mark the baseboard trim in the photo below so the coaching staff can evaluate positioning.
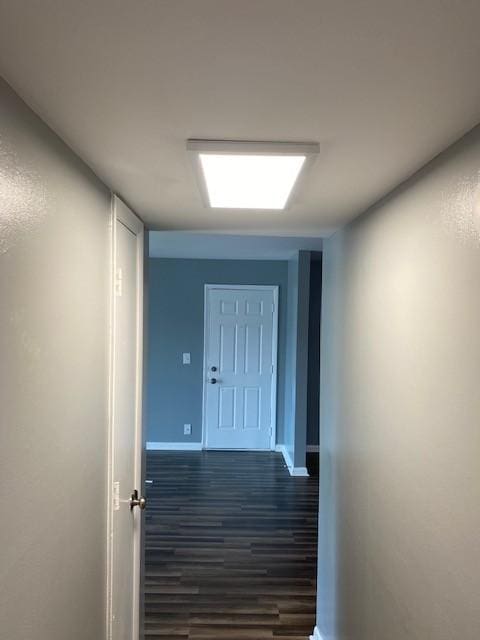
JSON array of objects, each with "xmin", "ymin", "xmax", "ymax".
[
  {"xmin": 290, "ymin": 466, "xmax": 309, "ymax": 477},
  {"xmin": 275, "ymin": 444, "xmax": 309, "ymax": 477},
  {"xmin": 306, "ymin": 444, "xmax": 319, "ymax": 452},
  {"xmin": 146, "ymin": 442, "xmax": 203, "ymax": 451},
  {"xmin": 310, "ymin": 626, "xmax": 325, "ymax": 640}
]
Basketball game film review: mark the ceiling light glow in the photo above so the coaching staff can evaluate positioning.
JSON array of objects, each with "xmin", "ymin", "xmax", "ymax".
[
  {"xmin": 199, "ymin": 153, "xmax": 305, "ymax": 209},
  {"xmin": 187, "ymin": 140, "xmax": 319, "ymax": 211}
]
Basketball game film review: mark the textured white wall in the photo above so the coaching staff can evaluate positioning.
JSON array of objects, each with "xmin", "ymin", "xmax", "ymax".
[
  {"xmin": 0, "ymin": 78, "xmax": 111, "ymax": 639},
  {"xmin": 317, "ymin": 125, "xmax": 480, "ymax": 639}
]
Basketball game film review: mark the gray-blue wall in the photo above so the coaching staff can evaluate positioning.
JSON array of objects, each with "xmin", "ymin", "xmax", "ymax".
[
  {"xmin": 307, "ymin": 258, "xmax": 322, "ymax": 447},
  {"xmin": 147, "ymin": 258, "xmax": 288, "ymax": 444},
  {"xmin": 293, "ymin": 251, "xmax": 311, "ymax": 467},
  {"xmin": 282, "ymin": 250, "xmax": 312, "ymax": 468},
  {"xmin": 283, "ymin": 257, "xmax": 298, "ymax": 460}
]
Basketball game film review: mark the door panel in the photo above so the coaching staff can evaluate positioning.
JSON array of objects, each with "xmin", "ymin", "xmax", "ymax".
[
  {"xmin": 244, "ymin": 387, "xmax": 261, "ymax": 428},
  {"xmin": 220, "ymin": 324, "xmax": 237, "ymax": 372},
  {"xmin": 245, "ymin": 325, "xmax": 262, "ymax": 373},
  {"xmin": 204, "ymin": 287, "xmax": 277, "ymax": 450},
  {"xmin": 112, "ymin": 221, "xmax": 137, "ymax": 639},
  {"xmin": 108, "ymin": 197, "xmax": 144, "ymax": 640},
  {"xmin": 219, "ymin": 386, "xmax": 236, "ymax": 428}
]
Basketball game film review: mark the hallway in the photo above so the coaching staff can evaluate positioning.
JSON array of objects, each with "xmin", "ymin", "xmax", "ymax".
[
  {"xmin": 144, "ymin": 451, "xmax": 319, "ymax": 639},
  {"xmin": 3, "ymin": 4, "xmax": 480, "ymax": 639}
]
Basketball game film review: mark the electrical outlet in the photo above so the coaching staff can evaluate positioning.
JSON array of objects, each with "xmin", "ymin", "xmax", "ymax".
[
  {"xmin": 182, "ymin": 352, "xmax": 191, "ymax": 364},
  {"xmin": 183, "ymin": 424, "xmax": 191, "ymax": 435}
]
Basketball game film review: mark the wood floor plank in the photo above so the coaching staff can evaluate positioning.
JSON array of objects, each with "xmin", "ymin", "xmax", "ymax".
[{"xmin": 144, "ymin": 451, "xmax": 318, "ymax": 639}]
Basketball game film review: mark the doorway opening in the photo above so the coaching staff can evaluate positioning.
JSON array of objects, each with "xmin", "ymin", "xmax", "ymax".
[{"xmin": 142, "ymin": 232, "xmax": 322, "ymax": 639}]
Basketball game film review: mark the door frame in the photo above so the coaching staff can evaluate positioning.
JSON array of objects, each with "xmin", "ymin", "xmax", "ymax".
[
  {"xmin": 202, "ymin": 284, "xmax": 279, "ymax": 451},
  {"xmin": 106, "ymin": 195, "xmax": 144, "ymax": 640}
]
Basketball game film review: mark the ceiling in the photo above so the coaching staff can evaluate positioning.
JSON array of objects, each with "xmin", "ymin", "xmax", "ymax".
[
  {"xmin": 0, "ymin": 1, "xmax": 479, "ymax": 236},
  {"xmin": 149, "ymin": 232, "xmax": 323, "ymax": 260}
]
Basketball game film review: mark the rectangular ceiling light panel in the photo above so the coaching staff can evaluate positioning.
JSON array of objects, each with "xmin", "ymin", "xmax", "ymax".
[{"xmin": 188, "ymin": 140, "xmax": 319, "ymax": 210}]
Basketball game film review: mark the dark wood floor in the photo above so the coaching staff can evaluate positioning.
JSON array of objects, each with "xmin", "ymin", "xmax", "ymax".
[{"xmin": 144, "ymin": 450, "xmax": 319, "ymax": 640}]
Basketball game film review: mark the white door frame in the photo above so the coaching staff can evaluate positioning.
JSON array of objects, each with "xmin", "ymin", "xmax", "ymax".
[
  {"xmin": 106, "ymin": 195, "xmax": 144, "ymax": 640},
  {"xmin": 202, "ymin": 284, "xmax": 279, "ymax": 451}
]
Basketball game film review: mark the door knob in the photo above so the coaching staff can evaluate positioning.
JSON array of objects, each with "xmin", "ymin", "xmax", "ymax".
[
  {"xmin": 210, "ymin": 377, "xmax": 217, "ymax": 384},
  {"xmin": 129, "ymin": 489, "xmax": 147, "ymax": 511}
]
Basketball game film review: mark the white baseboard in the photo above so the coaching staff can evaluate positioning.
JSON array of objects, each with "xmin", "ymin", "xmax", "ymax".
[
  {"xmin": 310, "ymin": 626, "xmax": 325, "ymax": 640},
  {"xmin": 275, "ymin": 444, "xmax": 309, "ymax": 477},
  {"xmin": 290, "ymin": 465, "xmax": 309, "ymax": 476},
  {"xmin": 146, "ymin": 442, "xmax": 203, "ymax": 451},
  {"xmin": 307, "ymin": 444, "xmax": 319, "ymax": 452}
]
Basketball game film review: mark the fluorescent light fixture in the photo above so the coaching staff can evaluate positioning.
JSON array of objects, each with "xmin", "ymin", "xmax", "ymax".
[
  {"xmin": 187, "ymin": 140, "xmax": 319, "ymax": 210},
  {"xmin": 199, "ymin": 153, "xmax": 304, "ymax": 209}
]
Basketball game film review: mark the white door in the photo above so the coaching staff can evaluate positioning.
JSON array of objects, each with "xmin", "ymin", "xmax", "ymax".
[
  {"xmin": 108, "ymin": 196, "xmax": 144, "ymax": 640},
  {"xmin": 203, "ymin": 286, "xmax": 278, "ymax": 450}
]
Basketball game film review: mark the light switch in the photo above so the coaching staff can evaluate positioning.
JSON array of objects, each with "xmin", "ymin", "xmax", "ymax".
[
  {"xmin": 182, "ymin": 352, "xmax": 191, "ymax": 364},
  {"xmin": 184, "ymin": 424, "xmax": 192, "ymax": 435}
]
